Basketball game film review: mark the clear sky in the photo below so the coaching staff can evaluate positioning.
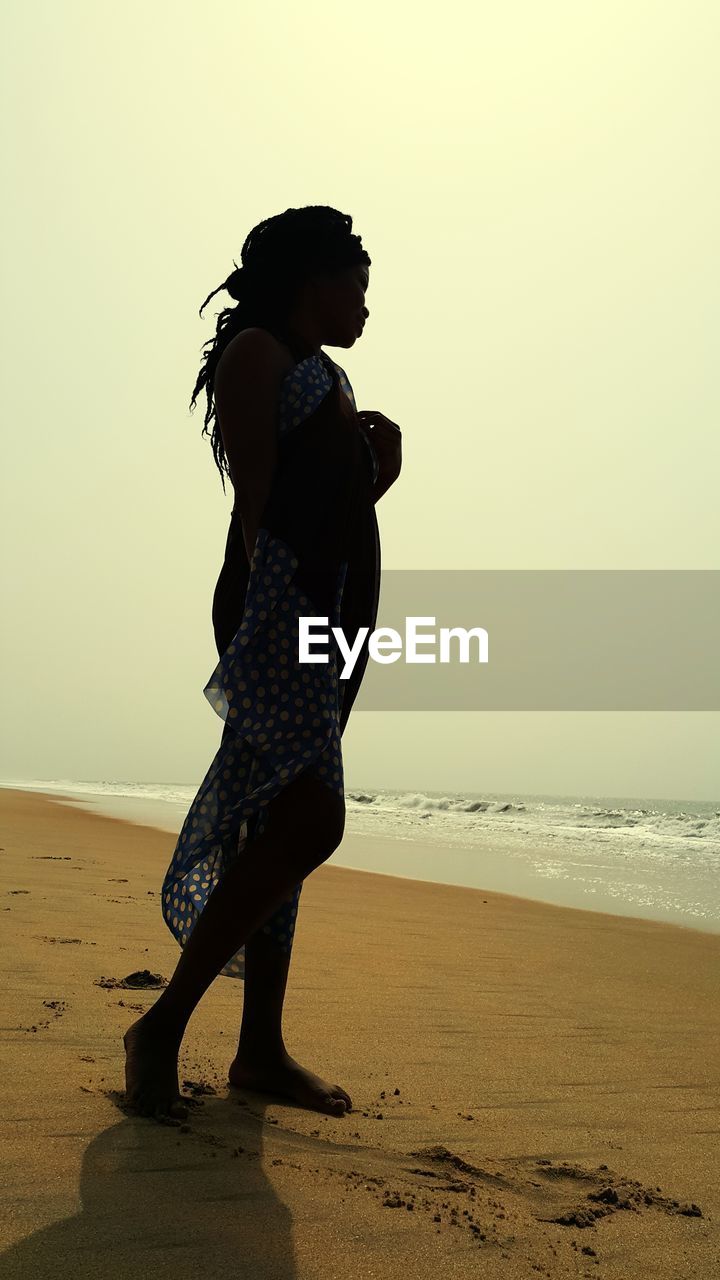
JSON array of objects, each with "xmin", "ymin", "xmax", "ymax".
[{"xmin": 2, "ymin": 1, "xmax": 718, "ymax": 800}]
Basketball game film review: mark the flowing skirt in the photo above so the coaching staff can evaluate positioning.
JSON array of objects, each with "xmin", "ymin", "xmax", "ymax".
[{"xmin": 161, "ymin": 361, "xmax": 380, "ymax": 979}]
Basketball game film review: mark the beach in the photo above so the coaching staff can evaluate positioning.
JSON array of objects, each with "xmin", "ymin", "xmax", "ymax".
[{"xmin": 1, "ymin": 784, "xmax": 719, "ymax": 1278}]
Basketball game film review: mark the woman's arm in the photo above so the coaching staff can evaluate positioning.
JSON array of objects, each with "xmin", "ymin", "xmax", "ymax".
[{"xmin": 214, "ymin": 329, "xmax": 287, "ymax": 560}]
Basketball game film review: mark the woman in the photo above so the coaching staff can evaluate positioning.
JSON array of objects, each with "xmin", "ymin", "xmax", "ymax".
[{"xmin": 123, "ymin": 206, "xmax": 402, "ymax": 1122}]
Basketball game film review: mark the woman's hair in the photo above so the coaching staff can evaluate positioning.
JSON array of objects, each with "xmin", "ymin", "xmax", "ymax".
[{"xmin": 190, "ymin": 205, "xmax": 372, "ymax": 493}]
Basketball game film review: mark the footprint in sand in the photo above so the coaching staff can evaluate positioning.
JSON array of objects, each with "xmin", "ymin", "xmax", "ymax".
[
  {"xmin": 38, "ymin": 935, "xmax": 97, "ymax": 945},
  {"xmin": 529, "ymin": 1158, "xmax": 703, "ymax": 1227},
  {"xmin": 42, "ymin": 1000, "xmax": 68, "ymax": 1018},
  {"xmin": 95, "ymin": 970, "xmax": 168, "ymax": 989},
  {"xmin": 14, "ymin": 1000, "xmax": 67, "ymax": 1034},
  {"xmin": 182, "ymin": 1078, "xmax": 218, "ymax": 1098}
]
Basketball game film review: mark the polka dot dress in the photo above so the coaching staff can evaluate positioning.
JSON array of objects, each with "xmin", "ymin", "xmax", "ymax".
[{"xmin": 162, "ymin": 350, "xmax": 380, "ymax": 980}]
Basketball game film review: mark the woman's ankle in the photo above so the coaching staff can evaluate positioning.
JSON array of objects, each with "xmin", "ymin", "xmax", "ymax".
[
  {"xmin": 139, "ymin": 995, "xmax": 187, "ymax": 1044},
  {"xmin": 236, "ymin": 1025, "xmax": 287, "ymax": 1062}
]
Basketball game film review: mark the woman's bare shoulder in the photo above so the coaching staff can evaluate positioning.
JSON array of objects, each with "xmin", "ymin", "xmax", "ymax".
[{"xmin": 216, "ymin": 327, "xmax": 297, "ymax": 382}]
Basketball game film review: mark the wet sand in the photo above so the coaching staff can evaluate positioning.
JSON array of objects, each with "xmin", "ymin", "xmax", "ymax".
[{"xmin": 1, "ymin": 785, "xmax": 719, "ymax": 1278}]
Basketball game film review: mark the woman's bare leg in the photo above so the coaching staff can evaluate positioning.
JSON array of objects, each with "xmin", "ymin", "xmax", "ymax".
[
  {"xmin": 228, "ymin": 923, "xmax": 352, "ymax": 1114},
  {"xmin": 123, "ymin": 772, "xmax": 344, "ymax": 1121},
  {"xmin": 238, "ymin": 922, "xmax": 293, "ymax": 1058}
]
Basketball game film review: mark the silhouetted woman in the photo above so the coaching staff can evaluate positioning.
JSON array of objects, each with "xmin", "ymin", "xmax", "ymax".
[{"xmin": 123, "ymin": 206, "xmax": 402, "ymax": 1121}]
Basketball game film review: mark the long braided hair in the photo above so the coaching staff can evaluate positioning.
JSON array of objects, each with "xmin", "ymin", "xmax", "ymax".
[{"xmin": 190, "ymin": 205, "xmax": 372, "ymax": 493}]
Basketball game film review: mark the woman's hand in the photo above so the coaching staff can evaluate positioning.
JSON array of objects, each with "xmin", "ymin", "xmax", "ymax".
[{"xmin": 356, "ymin": 410, "xmax": 402, "ymax": 501}]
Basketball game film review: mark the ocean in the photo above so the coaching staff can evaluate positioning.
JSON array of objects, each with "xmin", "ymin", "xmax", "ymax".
[{"xmin": 3, "ymin": 778, "xmax": 719, "ymax": 936}]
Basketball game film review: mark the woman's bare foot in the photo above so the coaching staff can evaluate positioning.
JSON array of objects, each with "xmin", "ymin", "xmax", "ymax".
[
  {"xmin": 228, "ymin": 1047, "xmax": 352, "ymax": 1116},
  {"xmin": 123, "ymin": 1014, "xmax": 189, "ymax": 1122}
]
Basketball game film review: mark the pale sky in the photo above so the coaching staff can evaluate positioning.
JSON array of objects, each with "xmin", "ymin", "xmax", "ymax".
[{"xmin": 2, "ymin": 1, "xmax": 718, "ymax": 800}]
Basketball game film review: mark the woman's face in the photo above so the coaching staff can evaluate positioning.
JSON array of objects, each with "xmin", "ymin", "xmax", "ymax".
[{"xmin": 315, "ymin": 263, "xmax": 370, "ymax": 348}]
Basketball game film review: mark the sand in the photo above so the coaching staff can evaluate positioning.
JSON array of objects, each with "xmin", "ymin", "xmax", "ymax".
[{"xmin": 1, "ymin": 785, "xmax": 718, "ymax": 1279}]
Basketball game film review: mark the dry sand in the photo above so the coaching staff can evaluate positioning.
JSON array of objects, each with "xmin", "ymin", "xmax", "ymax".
[{"xmin": 1, "ymin": 785, "xmax": 719, "ymax": 1279}]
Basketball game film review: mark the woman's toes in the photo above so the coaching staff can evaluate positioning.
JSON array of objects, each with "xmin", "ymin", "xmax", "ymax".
[
  {"xmin": 129, "ymin": 1089, "xmax": 187, "ymax": 1122},
  {"xmin": 149, "ymin": 1094, "xmax": 188, "ymax": 1122},
  {"xmin": 154, "ymin": 1104, "xmax": 183, "ymax": 1125}
]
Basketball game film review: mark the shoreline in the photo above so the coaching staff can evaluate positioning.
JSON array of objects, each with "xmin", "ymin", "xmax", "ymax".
[{"xmin": 3, "ymin": 782, "xmax": 718, "ymax": 940}]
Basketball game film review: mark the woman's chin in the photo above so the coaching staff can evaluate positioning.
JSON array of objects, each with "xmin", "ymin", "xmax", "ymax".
[{"xmin": 330, "ymin": 325, "xmax": 364, "ymax": 349}]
